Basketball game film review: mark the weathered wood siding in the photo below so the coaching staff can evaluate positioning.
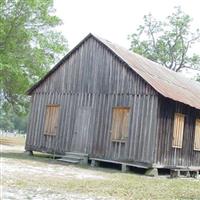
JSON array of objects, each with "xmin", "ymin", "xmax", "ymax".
[
  {"xmin": 25, "ymin": 37, "xmax": 159, "ymax": 164},
  {"xmin": 155, "ymin": 97, "xmax": 200, "ymax": 167}
]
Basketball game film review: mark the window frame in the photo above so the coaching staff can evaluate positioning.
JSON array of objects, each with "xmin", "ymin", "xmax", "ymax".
[
  {"xmin": 44, "ymin": 104, "xmax": 60, "ymax": 136},
  {"xmin": 172, "ymin": 113, "xmax": 185, "ymax": 149}
]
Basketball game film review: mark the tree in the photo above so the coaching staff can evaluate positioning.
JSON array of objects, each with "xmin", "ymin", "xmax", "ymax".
[
  {"xmin": 0, "ymin": 108, "xmax": 14, "ymax": 132},
  {"xmin": 0, "ymin": 0, "xmax": 68, "ymax": 132},
  {"xmin": 128, "ymin": 7, "xmax": 200, "ymax": 72},
  {"xmin": 0, "ymin": 0, "xmax": 68, "ymax": 115},
  {"xmin": 0, "ymin": 104, "xmax": 27, "ymax": 133}
]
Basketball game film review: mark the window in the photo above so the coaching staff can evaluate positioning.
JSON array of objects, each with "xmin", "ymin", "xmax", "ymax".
[
  {"xmin": 194, "ymin": 119, "xmax": 200, "ymax": 151},
  {"xmin": 111, "ymin": 107, "xmax": 130, "ymax": 141},
  {"xmin": 44, "ymin": 104, "xmax": 60, "ymax": 136},
  {"xmin": 172, "ymin": 113, "xmax": 185, "ymax": 148}
]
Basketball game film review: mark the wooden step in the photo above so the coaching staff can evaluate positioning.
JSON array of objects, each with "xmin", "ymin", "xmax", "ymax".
[
  {"xmin": 65, "ymin": 152, "xmax": 88, "ymax": 157},
  {"xmin": 56, "ymin": 158, "xmax": 80, "ymax": 164},
  {"xmin": 61, "ymin": 155, "xmax": 83, "ymax": 161},
  {"xmin": 56, "ymin": 152, "xmax": 89, "ymax": 165}
]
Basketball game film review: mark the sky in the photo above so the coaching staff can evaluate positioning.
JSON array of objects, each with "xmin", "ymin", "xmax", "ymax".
[
  {"xmin": 54, "ymin": 0, "xmax": 200, "ymax": 49},
  {"xmin": 53, "ymin": 0, "xmax": 200, "ymax": 78}
]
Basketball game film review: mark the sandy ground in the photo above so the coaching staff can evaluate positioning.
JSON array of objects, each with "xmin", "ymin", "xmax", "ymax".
[
  {"xmin": 1, "ymin": 141, "xmax": 200, "ymax": 200},
  {"xmin": 1, "ymin": 145, "xmax": 112, "ymax": 200}
]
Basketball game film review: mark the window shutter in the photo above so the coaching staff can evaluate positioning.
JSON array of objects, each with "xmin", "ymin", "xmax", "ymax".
[
  {"xmin": 172, "ymin": 113, "xmax": 185, "ymax": 148},
  {"xmin": 194, "ymin": 119, "xmax": 200, "ymax": 151},
  {"xmin": 111, "ymin": 107, "xmax": 130, "ymax": 141},
  {"xmin": 44, "ymin": 105, "xmax": 60, "ymax": 136}
]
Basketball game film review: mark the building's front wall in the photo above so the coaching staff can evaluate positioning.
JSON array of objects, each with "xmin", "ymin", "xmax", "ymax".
[
  {"xmin": 155, "ymin": 97, "xmax": 200, "ymax": 167},
  {"xmin": 26, "ymin": 36, "xmax": 159, "ymax": 165}
]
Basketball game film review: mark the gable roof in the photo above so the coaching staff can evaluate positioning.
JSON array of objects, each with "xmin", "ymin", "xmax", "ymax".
[{"xmin": 27, "ymin": 33, "xmax": 200, "ymax": 110}]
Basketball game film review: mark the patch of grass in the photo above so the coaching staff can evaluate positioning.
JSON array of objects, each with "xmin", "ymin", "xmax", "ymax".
[
  {"xmin": 1, "ymin": 151, "xmax": 60, "ymax": 167},
  {"xmin": 0, "ymin": 135, "xmax": 25, "ymax": 146},
  {"xmin": 15, "ymin": 179, "xmax": 28, "ymax": 188},
  {"xmin": 2, "ymin": 142, "xmax": 200, "ymax": 200},
  {"xmin": 5, "ymin": 165, "xmax": 200, "ymax": 200},
  {"xmin": 51, "ymin": 174, "xmax": 200, "ymax": 200}
]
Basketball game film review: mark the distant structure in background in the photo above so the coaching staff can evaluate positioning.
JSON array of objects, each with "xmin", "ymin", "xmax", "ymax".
[{"xmin": 25, "ymin": 33, "xmax": 200, "ymax": 175}]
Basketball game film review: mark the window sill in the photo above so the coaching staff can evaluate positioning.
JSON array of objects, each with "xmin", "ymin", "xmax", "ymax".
[
  {"xmin": 112, "ymin": 139, "xmax": 126, "ymax": 143},
  {"xmin": 44, "ymin": 133, "xmax": 56, "ymax": 136},
  {"xmin": 172, "ymin": 146, "xmax": 182, "ymax": 149},
  {"xmin": 194, "ymin": 148, "xmax": 200, "ymax": 152}
]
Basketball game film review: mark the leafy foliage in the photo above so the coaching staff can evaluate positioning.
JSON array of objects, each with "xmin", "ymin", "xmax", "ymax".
[
  {"xmin": 128, "ymin": 7, "xmax": 200, "ymax": 72},
  {"xmin": 0, "ymin": 0, "xmax": 68, "ymax": 131},
  {"xmin": 0, "ymin": 107, "xmax": 27, "ymax": 132}
]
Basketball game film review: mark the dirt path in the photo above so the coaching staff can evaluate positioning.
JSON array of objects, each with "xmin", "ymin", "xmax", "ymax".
[{"xmin": 1, "ymin": 145, "xmax": 112, "ymax": 200}]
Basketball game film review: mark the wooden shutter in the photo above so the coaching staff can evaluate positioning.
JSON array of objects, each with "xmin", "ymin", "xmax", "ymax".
[
  {"xmin": 111, "ymin": 107, "xmax": 130, "ymax": 141},
  {"xmin": 44, "ymin": 105, "xmax": 60, "ymax": 136},
  {"xmin": 172, "ymin": 113, "xmax": 185, "ymax": 148},
  {"xmin": 194, "ymin": 119, "xmax": 200, "ymax": 151}
]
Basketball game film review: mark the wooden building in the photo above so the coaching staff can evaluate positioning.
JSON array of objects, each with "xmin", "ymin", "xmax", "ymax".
[{"xmin": 25, "ymin": 33, "xmax": 200, "ymax": 171}]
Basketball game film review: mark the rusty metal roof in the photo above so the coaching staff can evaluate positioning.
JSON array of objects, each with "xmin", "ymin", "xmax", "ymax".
[
  {"xmin": 28, "ymin": 33, "xmax": 200, "ymax": 110},
  {"xmin": 94, "ymin": 35, "xmax": 200, "ymax": 110}
]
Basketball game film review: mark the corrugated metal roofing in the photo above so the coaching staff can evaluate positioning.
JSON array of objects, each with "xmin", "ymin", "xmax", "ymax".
[
  {"xmin": 27, "ymin": 33, "xmax": 200, "ymax": 110},
  {"xmin": 95, "ymin": 35, "xmax": 200, "ymax": 110}
]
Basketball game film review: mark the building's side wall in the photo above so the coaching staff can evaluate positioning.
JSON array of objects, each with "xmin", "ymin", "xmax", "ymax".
[
  {"xmin": 25, "ymin": 37, "xmax": 159, "ymax": 164},
  {"xmin": 155, "ymin": 97, "xmax": 200, "ymax": 167}
]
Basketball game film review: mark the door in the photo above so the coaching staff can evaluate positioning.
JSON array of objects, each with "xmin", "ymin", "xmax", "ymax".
[{"xmin": 70, "ymin": 107, "xmax": 92, "ymax": 153}]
